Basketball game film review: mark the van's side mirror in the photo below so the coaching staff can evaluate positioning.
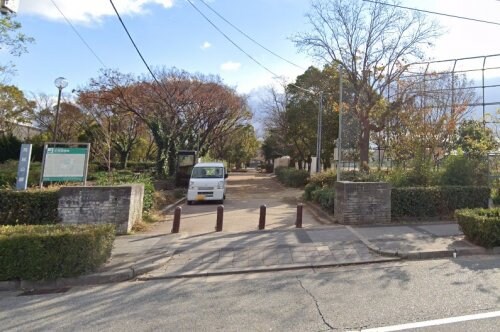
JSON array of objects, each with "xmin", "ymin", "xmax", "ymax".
[{"xmin": 224, "ymin": 173, "xmax": 229, "ymax": 179}]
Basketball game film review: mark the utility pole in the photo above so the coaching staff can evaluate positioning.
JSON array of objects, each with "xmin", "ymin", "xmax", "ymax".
[
  {"xmin": 316, "ymin": 91, "xmax": 323, "ymax": 173},
  {"xmin": 337, "ymin": 67, "xmax": 343, "ymax": 182}
]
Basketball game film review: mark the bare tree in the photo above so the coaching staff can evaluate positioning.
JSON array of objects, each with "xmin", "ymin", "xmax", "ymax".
[{"xmin": 294, "ymin": 0, "xmax": 441, "ymax": 169}]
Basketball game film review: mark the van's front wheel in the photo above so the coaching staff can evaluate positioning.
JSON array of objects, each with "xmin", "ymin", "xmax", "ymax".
[{"xmin": 187, "ymin": 200, "xmax": 193, "ymax": 205}]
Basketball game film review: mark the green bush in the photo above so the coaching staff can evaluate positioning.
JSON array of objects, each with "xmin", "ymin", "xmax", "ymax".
[
  {"xmin": 455, "ymin": 208, "xmax": 500, "ymax": 248},
  {"xmin": 274, "ymin": 167, "xmax": 309, "ymax": 187},
  {"xmin": 96, "ymin": 172, "xmax": 154, "ymax": 213},
  {"xmin": 0, "ymin": 161, "xmax": 42, "ymax": 188},
  {"xmin": 0, "ymin": 190, "xmax": 60, "ymax": 225},
  {"xmin": 341, "ymin": 170, "xmax": 387, "ymax": 182},
  {"xmin": 304, "ymin": 183, "xmax": 319, "ymax": 201},
  {"xmin": 309, "ymin": 169, "xmax": 337, "ymax": 188},
  {"xmin": 0, "ymin": 224, "xmax": 115, "ymax": 280},
  {"xmin": 392, "ymin": 186, "xmax": 490, "ymax": 218},
  {"xmin": 0, "ymin": 135, "xmax": 22, "ymax": 163},
  {"xmin": 311, "ymin": 187, "xmax": 335, "ymax": 213},
  {"xmin": 439, "ymin": 155, "xmax": 488, "ymax": 186}
]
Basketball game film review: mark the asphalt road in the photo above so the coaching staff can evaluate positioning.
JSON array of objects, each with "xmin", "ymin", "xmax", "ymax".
[
  {"xmin": 151, "ymin": 171, "xmax": 326, "ymax": 235},
  {"xmin": 1, "ymin": 256, "xmax": 499, "ymax": 331}
]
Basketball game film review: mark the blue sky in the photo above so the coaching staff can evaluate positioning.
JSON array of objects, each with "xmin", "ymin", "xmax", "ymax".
[{"xmin": 2, "ymin": 0, "xmax": 500, "ymax": 101}]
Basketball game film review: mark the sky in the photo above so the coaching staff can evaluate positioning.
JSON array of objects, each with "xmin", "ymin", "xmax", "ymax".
[{"xmin": 2, "ymin": 0, "xmax": 500, "ymax": 109}]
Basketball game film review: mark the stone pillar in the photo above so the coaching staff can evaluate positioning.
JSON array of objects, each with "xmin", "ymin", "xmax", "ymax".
[
  {"xmin": 334, "ymin": 181, "xmax": 391, "ymax": 224},
  {"xmin": 58, "ymin": 185, "xmax": 144, "ymax": 234}
]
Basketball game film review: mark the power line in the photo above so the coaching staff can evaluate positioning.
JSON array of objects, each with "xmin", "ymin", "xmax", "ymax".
[
  {"xmin": 50, "ymin": 0, "xmax": 106, "ymax": 67},
  {"xmin": 185, "ymin": 0, "xmax": 281, "ymax": 78},
  {"xmin": 185, "ymin": 0, "xmax": 315, "ymax": 95},
  {"xmin": 197, "ymin": 0, "xmax": 305, "ymax": 70},
  {"xmin": 109, "ymin": 0, "xmax": 161, "ymax": 86},
  {"xmin": 363, "ymin": 0, "xmax": 500, "ymax": 27}
]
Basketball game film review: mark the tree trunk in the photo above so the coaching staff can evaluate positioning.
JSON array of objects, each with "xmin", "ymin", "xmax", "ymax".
[
  {"xmin": 156, "ymin": 147, "xmax": 166, "ymax": 176},
  {"xmin": 167, "ymin": 143, "xmax": 177, "ymax": 176},
  {"xmin": 119, "ymin": 151, "xmax": 129, "ymax": 169},
  {"xmin": 359, "ymin": 124, "xmax": 370, "ymax": 172}
]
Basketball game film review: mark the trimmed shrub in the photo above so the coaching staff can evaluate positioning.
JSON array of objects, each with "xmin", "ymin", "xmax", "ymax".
[
  {"xmin": 309, "ymin": 169, "xmax": 337, "ymax": 188},
  {"xmin": 392, "ymin": 186, "xmax": 490, "ymax": 218},
  {"xmin": 304, "ymin": 183, "xmax": 319, "ymax": 201},
  {"xmin": 311, "ymin": 187, "xmax": 335, "ymax": 213},
  {"xmin": 96, "ymin": 172, "xmax": 154, "ymax": 213},
  {"xmin": 0, "ymin": 224, "xmax": 115, "ymax": 280},
  {"xmin": 274, "ymin": 167, "xmax": 309, "ymax": 187},
  {"xmin": 0, "ymin": 190, "xmax": 60, "ymax": 225},
  {"xmin": 341, "ymin": 170, "xmax": 387, "ymax": 182},
  {"xmin": 455, "ymin": 208, "xmax": 500, "ymax": 248}
]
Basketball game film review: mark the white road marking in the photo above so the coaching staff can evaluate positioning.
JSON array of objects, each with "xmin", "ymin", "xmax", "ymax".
[{"xmin": 361, "ymin": 310, "xmax": 500, "ymax": 331}]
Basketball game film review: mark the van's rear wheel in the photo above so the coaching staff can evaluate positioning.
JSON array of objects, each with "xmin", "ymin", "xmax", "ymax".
[{"xmin": 187, "ymin": 200, "xmax": 193, "ymax": 205}]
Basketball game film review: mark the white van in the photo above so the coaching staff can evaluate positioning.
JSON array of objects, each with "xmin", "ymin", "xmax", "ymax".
[{"xmin": 187, "ymin": 162, "xmax": 228, "ymax": 205}]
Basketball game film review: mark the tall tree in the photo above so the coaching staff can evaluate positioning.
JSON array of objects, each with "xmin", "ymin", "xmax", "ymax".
[
  {"xmin": 294, "ymin": 0, "xmax": 440, "ymax": 169},
  {"xmin": 455, "ymin": 120, "xmax": 498, "ymax": 159},
  {"xmin": 81, "ymin": 68, "xmax": 250, "ymax": 176},
  {"xmin": 0, "ymin": 84, "xmax": 35, "ymax": 134},
  {"xmin": 0, "ymin": 14, "xmax": 34, "ymax": 80}
]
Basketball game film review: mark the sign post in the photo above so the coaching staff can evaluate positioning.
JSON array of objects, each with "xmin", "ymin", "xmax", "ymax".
[
  {"xmin": 40, "ymin": 143, "xmax": 90, "ymax": 188},
  {"xmin": 16, "ymin": 144, "xmax": 32, "ymax": 190}
]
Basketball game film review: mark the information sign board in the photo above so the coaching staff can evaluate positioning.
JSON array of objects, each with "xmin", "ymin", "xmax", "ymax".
[{"xmin": 42, "ymin": 146, "xmax": 89, "ymax": 182}]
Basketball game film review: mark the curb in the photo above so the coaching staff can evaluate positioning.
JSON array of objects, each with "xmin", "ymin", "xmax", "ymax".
[
  {"xmin": 345, "ymin": 225, "xmax": 498, "ymax": 260},
  {"xmin": 137, "ymin": 256, "xmax": 400, "ymax": 280},
  {"xmin": 160, "ymin": 197, "xmax": 186, "ymax": 214},
  {"xmin": 0, "ymin": 255, "xmax": 173, "ymax": 292},
  {"xmin": 303, "ymin": 201, "xmax": 337, "ymax": 225}
]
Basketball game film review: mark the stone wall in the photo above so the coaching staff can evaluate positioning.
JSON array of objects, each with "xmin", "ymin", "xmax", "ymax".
[
  {"xmin": 334, "ymin": 181, "xmax": 391, "ymax": 225},
  {"xmin": 58, "ymin": 185, "xmax": 144, "ymax": 234}
]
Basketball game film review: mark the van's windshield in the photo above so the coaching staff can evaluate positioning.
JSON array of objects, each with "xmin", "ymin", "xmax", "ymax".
[{"xmin": 191, "ymin": 167, "xmax": 224, "ymax": 179}]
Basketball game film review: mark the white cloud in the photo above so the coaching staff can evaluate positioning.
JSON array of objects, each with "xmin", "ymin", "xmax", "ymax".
[
  {"xmin": 220, "ymin": 61, "xmax": 241, "ymax": 71},
  {"xmin": 19, "ymin": 0, "xmax": 174, "ymax": 24},
  {"xmin": 200, "ymin": 41, "xmax": 211, "ymax": 50}
]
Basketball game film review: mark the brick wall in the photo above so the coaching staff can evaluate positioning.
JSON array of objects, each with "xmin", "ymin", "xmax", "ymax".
[
  {"xmin": 334, "ymin": 181, "xmax": 391, "ymax": 224},
  {"xmin": 58, "ymin": 185, "xmax": 144, "ymax": 234}
]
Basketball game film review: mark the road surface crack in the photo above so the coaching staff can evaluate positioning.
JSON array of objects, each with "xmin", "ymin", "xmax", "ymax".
[{"xmin": 296, "ymin": 277, "xmax": 336, "ymax": 330}]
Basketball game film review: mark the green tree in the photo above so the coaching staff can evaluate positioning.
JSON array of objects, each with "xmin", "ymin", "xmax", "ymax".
[
  {"xmin": 0, "ymin": 84, "xmax": 35, "ymax": 134},
  {"xmin": 211, "ymin": 124, "xmax": 259, "ymax": 169},
  {"xmin": 0, "ymin": 14, "xmax": 34, "ymax": 79},
  {"xmin": 455, "ymin": 120, "xmax": 498, "ymax": 159}
]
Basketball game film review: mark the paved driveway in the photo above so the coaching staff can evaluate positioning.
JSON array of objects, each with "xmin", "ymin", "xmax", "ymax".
[{"xmin": 151, "ymin": 170, "xmax": 329, "ymax": 235}]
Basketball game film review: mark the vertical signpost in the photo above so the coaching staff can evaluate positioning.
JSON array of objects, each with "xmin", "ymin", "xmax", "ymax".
[{"xmin": 16, "ymin": 144, "xmax": 32, "ymax": 190}]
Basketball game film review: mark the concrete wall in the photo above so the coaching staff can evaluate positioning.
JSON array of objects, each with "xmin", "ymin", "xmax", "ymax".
[
  {"xmin": 58, "ymin": 185, "xmax": 144, "ymax": 234},
  {"xmin": 334, "ymin": 181, "xmax": 391, "ymax": 224}
]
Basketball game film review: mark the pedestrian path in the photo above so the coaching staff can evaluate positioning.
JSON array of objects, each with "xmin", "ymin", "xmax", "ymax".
[{"xmin": 139, "ymin": 228, "xmax": 398, "ymax": 279}]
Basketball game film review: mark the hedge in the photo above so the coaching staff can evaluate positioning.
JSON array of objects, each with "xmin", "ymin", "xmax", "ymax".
[
  {"xmin": 274, "ymin": 167, "xmax": 309, "ymax": 187},
  {"xmin": 455, "ymin": 208, "xmax": 500, "ymax": 248},
  {"xmin": 0, "ymin": 224, "xmax": 115, "ymax": 280},
  {"xmin": 392, "ymin": 186, "xmax": 490, "ymax": 218},
  {"xmin": 311, "ymin": 187, "xmax": 335, "ymax": 213},
  {"xmin": 0, "ymin": 190, "xmax": 60, "ymax": 226}
]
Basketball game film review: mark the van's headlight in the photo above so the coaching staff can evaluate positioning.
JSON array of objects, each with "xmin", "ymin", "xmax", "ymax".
[
  {"xmin": 217, "ymin": 181, "xmax": 224, "ymax": 189},
  {"xmin": 189, "ymin": 181, "xmax": 195, "ymax": 189}
]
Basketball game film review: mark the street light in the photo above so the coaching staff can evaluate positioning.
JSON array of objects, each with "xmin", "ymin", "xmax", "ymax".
[{"xmin": 53, "ymin": 77, "xmax": 68, "ymax": 142}]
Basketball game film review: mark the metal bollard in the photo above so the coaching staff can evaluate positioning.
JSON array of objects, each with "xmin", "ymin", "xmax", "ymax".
[
  {"xmin": 295, "ymin": 203, "xmax": 303, "ymax": 228},
  {"xmin": 258, "ymin": 204, "xmax": 267, "ymax": 230},
  {"xmin": 215, "ymin": 205, "xmax": 224, "ymax": 232},
  {"xmin": 171, "ymin": 206, "xmax": 181, "ymax": 233}
]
